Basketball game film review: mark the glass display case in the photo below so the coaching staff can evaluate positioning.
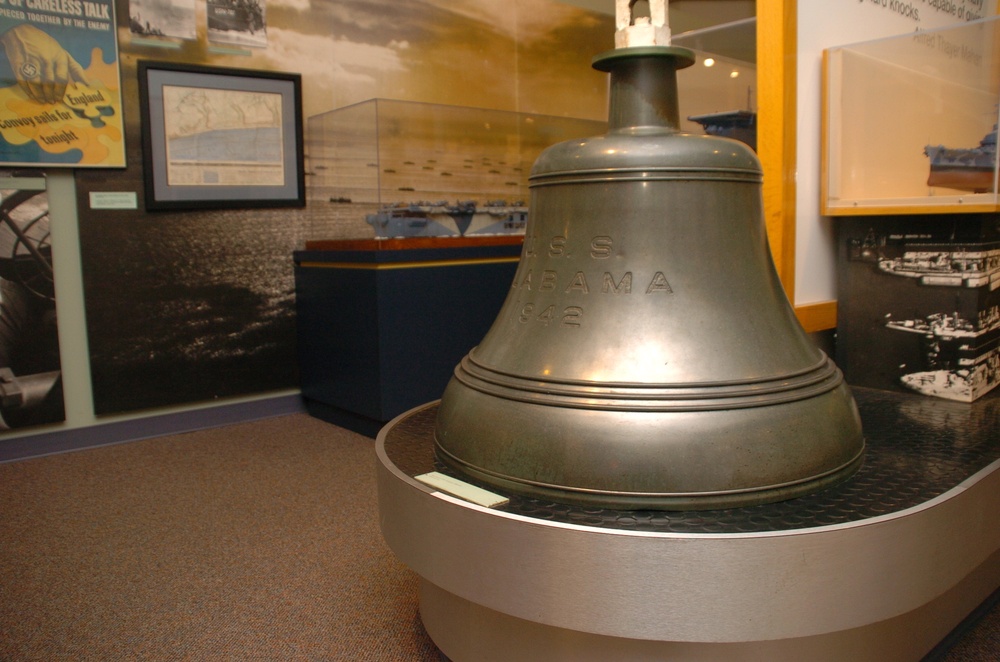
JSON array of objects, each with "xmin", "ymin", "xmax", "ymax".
[
  {"xmin": 824, "ymin": 17, "xmax": 1000, "ymax": 215},
  {"xmin": 294, "ymin": 49, "xmax": 760, "ymax": 427},
  {"xmin": 305, "ymin": 100, "xmax": 605, "ymax": 239},
  {"xmin": 303, "ymin": 50, "xmax": 756, "ymax": 241},
  {"xmin": 675, "ymin": 28, "xmax": 758, "ymax": 151}
]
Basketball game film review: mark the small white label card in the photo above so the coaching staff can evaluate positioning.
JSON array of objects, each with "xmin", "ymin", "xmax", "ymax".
[
  {"xmin": 415, "ymin": 471, "xmax": 510, "ymax": 508},
  {"xmin": 89, "ymin": 192, "xmax": 138, "ymax": 210}
]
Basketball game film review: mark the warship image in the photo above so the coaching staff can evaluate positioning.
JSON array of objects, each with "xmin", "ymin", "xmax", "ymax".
[
  {"xmin": 897, "ymin": 350, "xmax": 1000, "ymax": 402},
  {"xmin": 877, "ymin": 244, "xmax": 1000, "ymax": 289},
  {"xmin": 885, "ymin": 308, "xmax": 999, "ymax": 340},
  {"xmin": 886, "ymin": 306, "xmax": 1000, "ymax": 401},
  {"xmin": 365, "ymin": 200, "xmax": 527, "ymax": 238},
  {"xmin": 924, "ymin": 125, "xmax": 998, "ymax": 193}
]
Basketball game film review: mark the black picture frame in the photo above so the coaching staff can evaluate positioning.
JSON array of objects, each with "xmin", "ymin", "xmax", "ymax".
[{"xmin": 137, "ymin": 61, "xmax": 304, "ymax": 211}]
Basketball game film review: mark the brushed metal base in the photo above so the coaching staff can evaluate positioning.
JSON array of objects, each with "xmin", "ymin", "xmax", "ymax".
[
  {"xmin": 377, "ymin": 390, "xmax": 1000, "ymax": 661},
  {"xmin": 418, "ymin": 555, "xmax": 1000, "ymax": 662}
]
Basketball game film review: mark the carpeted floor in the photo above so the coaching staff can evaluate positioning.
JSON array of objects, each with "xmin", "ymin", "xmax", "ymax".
[
  {"xmin": 0, "ymin": 412, "xmax": 996, "ymax": 660},
  {"xmin": 0, "ymin": 413, "xmax": 440, "ymax": 661},
  {"xmin": 927, "ymin": 589, "xmax": 1000, "ymax": 662}
]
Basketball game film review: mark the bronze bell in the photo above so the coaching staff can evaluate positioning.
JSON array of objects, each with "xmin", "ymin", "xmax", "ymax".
[{"xmin": 433, "ymin": 7, "xmax": 864, "ymax": 511}]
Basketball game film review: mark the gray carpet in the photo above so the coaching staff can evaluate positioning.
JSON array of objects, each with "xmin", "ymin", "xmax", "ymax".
[
  {"xmin": 0, "ymin": 412, "xmax": 996, "ymax": 660},
  {"xmin": 0, "ymin": 413, "xmax": 439, "ymax": 660}
]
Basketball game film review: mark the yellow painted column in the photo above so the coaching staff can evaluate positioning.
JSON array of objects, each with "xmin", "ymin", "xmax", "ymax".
[{"xmin": 756, "ymin": 0, "xmax": 797, "ymax": 301}]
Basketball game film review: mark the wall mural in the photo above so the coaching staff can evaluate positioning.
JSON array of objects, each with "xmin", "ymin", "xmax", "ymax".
[
  {"xmin": 0, "ymin": 171, "xmax": 62, "ymax": 428},
  {"xmin": 74, "ymin": 0, "xmax": 613, "ymax": 415}
]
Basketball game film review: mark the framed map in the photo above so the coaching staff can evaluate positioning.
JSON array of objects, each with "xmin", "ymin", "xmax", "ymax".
[{"xmin": 137, "ymin": 61, "xmax": 303, "ymax": 210}]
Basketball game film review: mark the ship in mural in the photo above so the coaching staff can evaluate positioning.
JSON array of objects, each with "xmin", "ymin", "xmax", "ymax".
[
  {"xmin": 885, "ymin": 309, "xmax": 999, "ymax": 339},
  {"xmin": 924, "ymin": 125, "xmax": 998, "ymax": 193},
  {"xmin": 366, "ymin": 200, "xmax": 527, "ymax": 238},
  {"xmin": 876, "ymin": 243, "xmax": 1000, "ymax": 290},
  {"xmin": 898, "ymin": 350, "xmax": 1000, "ymax": 402},
  {"xmin": 886, "ymin": 306, "xmax": 1000, "ymax": 402}
]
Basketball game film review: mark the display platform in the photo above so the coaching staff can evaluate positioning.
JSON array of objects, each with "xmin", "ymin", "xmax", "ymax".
[
  {"xmin": 377, "ymin": 387, "xmax": 1000, "ymax": 661},
  {"xmin": 294, "ymin": 236, "xmax": 521, "ymax": 436}
]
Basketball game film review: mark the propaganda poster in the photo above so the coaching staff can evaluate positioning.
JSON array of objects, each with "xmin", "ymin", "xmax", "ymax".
[{"xmin": 0, "ymin": 0, "xmax": 124, "ymax": 167}]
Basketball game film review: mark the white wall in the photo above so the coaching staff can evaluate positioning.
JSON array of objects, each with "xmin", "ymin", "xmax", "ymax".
[{"xmin": 795, "ymin": 0, "xmax": 998, "ymax": 304}]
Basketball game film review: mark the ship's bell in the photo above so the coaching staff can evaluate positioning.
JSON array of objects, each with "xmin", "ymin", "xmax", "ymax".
[{"xmin": 433, "ymin": 34, "xmax": 864, "ymax": 510}]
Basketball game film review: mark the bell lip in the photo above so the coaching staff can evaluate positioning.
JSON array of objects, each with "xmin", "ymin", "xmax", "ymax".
[
  {"xmin": 592, "ymin": 45, "xmax": 697, "ymax": 72},
  {"xmin": 435, "ymin": 442, "xmax": 866, "ymax": 512}
]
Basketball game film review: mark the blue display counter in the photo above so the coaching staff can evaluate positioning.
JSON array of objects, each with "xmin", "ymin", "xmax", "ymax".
[{"xmin": 294, "ymin": 236, "xmax": 521, "ymax": 436}]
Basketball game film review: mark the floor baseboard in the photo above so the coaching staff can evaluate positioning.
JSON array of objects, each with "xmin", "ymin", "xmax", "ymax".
[{"xmin": 0, "ymin": 394, "xmax": 307, "ymax": 463}]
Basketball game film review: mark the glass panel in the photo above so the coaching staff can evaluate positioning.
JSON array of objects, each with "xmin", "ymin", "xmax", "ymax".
[{"xmin": 825, "ymin": 17, "xmax": 1000, "ymax": 212}]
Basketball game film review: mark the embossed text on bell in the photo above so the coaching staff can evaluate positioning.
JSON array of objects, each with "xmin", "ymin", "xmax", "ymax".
[{"xmin": 433, "ymin": 0, "xmax": 865, "ymax": 510}]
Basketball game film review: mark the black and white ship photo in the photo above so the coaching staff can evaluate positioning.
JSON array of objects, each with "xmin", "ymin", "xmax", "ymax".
[
  {"xmin": 884, "ymin": 306, "xmax": 1000, "ymax": 402},
  {"xmin": 207, "ymin": 0, "xmax": 267, "ymax": 48},
  {"xmin": 128, "ymin": 0, "xmax": 197, "ymax": 40}
]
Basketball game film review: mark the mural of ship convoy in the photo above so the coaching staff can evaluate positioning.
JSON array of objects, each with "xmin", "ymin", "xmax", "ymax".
[{"xmin": 365, "ymin": 200, "xmax": 527, "ymax": 238}]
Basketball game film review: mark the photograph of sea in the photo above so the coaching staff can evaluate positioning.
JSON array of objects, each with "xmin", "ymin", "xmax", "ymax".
[{"xmin": 78, "ymin": 193, "xmax": 365, "ymax": 415}]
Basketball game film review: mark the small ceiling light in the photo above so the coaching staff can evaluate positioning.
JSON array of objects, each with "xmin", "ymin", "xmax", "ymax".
[
  {"xmin": 730, "ymin": 70, "xmax": 739, "ymax": 78},
  {"xmin": 703, "ymin": 57, "xmax": 715, "ymax": 67}
]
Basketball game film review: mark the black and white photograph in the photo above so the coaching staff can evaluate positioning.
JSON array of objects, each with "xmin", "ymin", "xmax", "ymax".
[
  {"xmin": 0, "ymin": 172, "xmax": 63, "ymax": 429},
  {"xmin": 838, "ymin": 216, "xmax": 1000, "ymax": 403},
  {"xmin": 128, "ymin": 0, "xmax": 197, "ymax": 40},
  {"xmin": 207, "ymin": 0, "xmax": 268, "ymax": 49}
]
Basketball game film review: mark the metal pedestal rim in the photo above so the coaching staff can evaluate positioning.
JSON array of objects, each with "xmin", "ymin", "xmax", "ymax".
[{"xmin": 376, "ymin": 396, "xmax": 1000, "ymax": 657}]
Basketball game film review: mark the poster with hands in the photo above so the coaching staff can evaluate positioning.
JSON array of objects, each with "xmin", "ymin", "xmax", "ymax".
[{"xmin": 0, "ymin": 0, "xmax": 124, "ymax": 167}]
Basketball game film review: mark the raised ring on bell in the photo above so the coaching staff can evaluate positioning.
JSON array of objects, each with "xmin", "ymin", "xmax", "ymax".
[{"xmin": 451, "ymin": 353, "xmax": 846, "ymax": 410}]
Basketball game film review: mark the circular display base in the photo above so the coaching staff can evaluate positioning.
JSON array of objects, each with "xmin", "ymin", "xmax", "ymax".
[{"xmin": 378, "ymin": 389, "xmax": 1000, "ymax": 660}]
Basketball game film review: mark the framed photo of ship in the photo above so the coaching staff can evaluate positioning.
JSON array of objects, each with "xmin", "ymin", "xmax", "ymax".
[{"xmin": 138, "ymin": 61, "xmax": 304, "ymax": 211}]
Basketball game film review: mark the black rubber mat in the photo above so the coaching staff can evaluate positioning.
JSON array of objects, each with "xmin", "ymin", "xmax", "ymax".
[{"xmin": 381, "ymin": 386, "xmax": 1000, "ymax": 533}]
